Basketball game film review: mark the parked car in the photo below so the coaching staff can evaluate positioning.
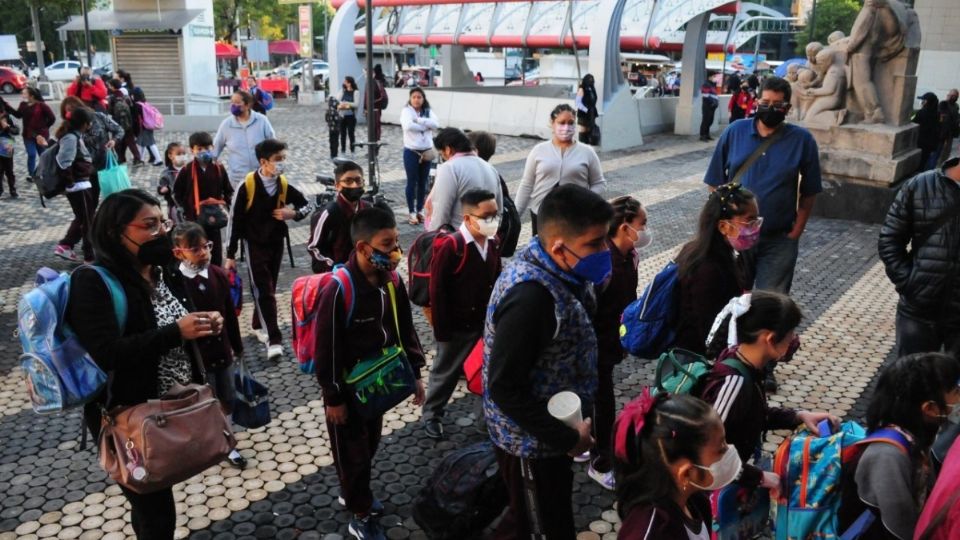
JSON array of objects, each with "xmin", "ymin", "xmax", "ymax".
[
  {"xmin": 0, "ymin": 67, "xmax": 26, "ymax": 94},
  {"xmin": 94, "ymin": 62, "xmax": 112, "ymax": 78},
  {"xmin": 286, "ymin": 60, "xmax": 329, "ymax": 90},
  {"xmin": 29, "ymin": 60, "xmax": 83, "ymax": 82}
]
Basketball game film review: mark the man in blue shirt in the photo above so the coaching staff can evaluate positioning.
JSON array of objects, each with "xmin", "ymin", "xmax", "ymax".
[{"xmin": 704, "ymin": 76, "xmax": 822, "ymax": 390}]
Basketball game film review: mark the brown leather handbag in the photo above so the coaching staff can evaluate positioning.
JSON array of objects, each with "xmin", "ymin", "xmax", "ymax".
[{"xmin": 98, "ymin": 383, "xmax": 236, "ymax": 494}]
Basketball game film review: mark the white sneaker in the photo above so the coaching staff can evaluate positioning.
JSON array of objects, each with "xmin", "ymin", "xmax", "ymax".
[
  {"xmin": 267, "ymin": 344, "xmax": 284, "ymax": 360},
  {"xmin": 252, "ymin": 329, "xmax": 269, "ymax": 344},
  {"xmin": 587, "ymin": 464, "xmax": 616, "ymax": 491},
  {"xmin": 573, "ymin": 451, "xmax": 591, "ymax": 463}
]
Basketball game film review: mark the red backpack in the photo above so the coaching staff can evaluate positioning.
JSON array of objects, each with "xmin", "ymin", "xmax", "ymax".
[
  {"xmin": 407, "ymin": 229, "xmax": 469, "ymax": 307},
  {"xmin": 291, "ymin": 266, "xmax": 354, "ymax": 374}
]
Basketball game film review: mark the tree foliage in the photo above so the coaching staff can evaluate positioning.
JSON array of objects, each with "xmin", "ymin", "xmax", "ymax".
[
  {"xmin": 795, "ymin": 0, "xmax": 863, "ymax": 55},
  {"xmin": 0, "ymin": 0, "xmax": 111, "ymax": 63},
  {"xmin": 213, "ymin": 0, "xmax": 298, "ymax": 43}
]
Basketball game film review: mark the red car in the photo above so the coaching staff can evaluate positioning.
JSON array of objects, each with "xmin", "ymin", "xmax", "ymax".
[{"xmin": 0, "ymin": 67, "xmax": 26, "ymax": 94}]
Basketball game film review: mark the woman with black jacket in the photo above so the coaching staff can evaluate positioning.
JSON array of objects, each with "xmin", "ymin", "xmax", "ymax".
[
  {"xmin": 576, "ymin": 74, "xmax": 599, "ymax": 144},
  {"xmin": 67, "ymin": 189, "xmax": 224, "ymax": 540},
  {"xmin": 914, "ymin": 92, "xmax": 941, "ymax": 172}
]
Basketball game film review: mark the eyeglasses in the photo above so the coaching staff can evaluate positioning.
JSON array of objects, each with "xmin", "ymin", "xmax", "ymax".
[
  {"xmin": 756, "ymin": 100, "xmax": 789, "ymax": 109},
  {"xmin": 128, "ymin": 218, "xmax": 173, "ymax": 236},
  {"xmin": 339, "ymin": 175, "xmax": 364, "ymax": 187},
  {"xmin": 175, "ymin": 242, "xmax": 214, "ymax": 255},
  {"xmin": 469, "ymin": 214, "xmax": 500, "ymax": 225},
  {"xmin": 730, "ymin": 216, "xmax": 764, "ymax": 229}
]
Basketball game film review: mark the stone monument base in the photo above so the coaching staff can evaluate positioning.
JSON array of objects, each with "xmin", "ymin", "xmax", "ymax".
[{"xmin": 803, "ymin": 122, "xmax": 921, "ymax": 223}]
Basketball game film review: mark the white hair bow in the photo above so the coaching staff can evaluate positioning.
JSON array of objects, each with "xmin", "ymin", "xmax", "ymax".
[{"xmin": 705, "ymin": 293, "xmax": 753, "ymax": 349}]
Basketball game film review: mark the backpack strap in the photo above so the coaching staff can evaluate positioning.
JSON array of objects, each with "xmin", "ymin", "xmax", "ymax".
[
  {"xmin": 243, "ymin": 171, "xmax": 256, "ymax": 211},
  {"xmin": 452, "ymin": 232, "xmax": 470, "ymax": 275},
  {"xmin": 87, "ymin": 265, "xmax": 128, "ymax": 332},
  {"xmin": 331, "ymin": 265, "xmax": 355, "ymax": 327},
  {"xmin": 853, "ymin": 428, "xmax": 912, "ymax": 455},
  {"xmin": 278, "ymin": 174, "xmax": 288, "ymax": 208},
  {"xmin": 720, "ymin": 357, "xmax": 752, "ymax": 380},
  {"xmin": 386, "ymin": 274, "xmax": 403, "ymax": 350}
]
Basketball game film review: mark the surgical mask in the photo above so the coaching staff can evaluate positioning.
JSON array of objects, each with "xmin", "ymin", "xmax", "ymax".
[
  {"xmin": 725, "ymin": 222, "xmax": 761, "ymax": 252},
  {"xmin": 197, "ymin": 151, "xmax": 214, "ymax": 166},
  {"xmin": 939, "ymin": 402, "xmax": 960, "ymax": 424},
  {"xmin": 341, "ymin": 187, "xmax": 365, "ymax": 203},
  {"xmin": 563, "ymin": 246, "xmax": 612, "ymax": 285},
  {"xmin": 368, "ymin": 246, "xmax": 402, "ymax": 271},
  {"xmin": 554, "ymin": 124, "xmax": 576, "ymax": 141},
  {"xmin": 183, "ymin": 259, "xmax": 210, "ymax": 274},
  {"xmin": 173, "ymin": 155, "xmax": 190, "ymax": 168},
  {"xmin": 755, "ymin": 105, "xmax": 787, "ymax": 129},
  {"xmin": 690, "ymin": 446, "xmax": 742, "ymax": 491},
  {"xmin": 627, "ymin": 225, "xmax": 653, "ymax": 250},
  {"xmin": 230, "ymin": 104, "xmax": 244, "ymax": 116},
  {"xmin": 474, "ymin": 215, "xmax": 501, "ymax": 238},
  {"xmin": 272, "ymin": 162, "xmax": 286, "ymax": 176},
  {"xmin": 132, "ymin": 235, "xmax": 174, "ymax": 267}
]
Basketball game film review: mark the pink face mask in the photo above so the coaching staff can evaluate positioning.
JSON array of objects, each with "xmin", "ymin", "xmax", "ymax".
[
  {"xmin": 724, "ymin": 220, "xmax": 762, "ymax": 251},
  {"xmin": 554, "ymin": 124, "xmax": 576, "ymax": 141}
]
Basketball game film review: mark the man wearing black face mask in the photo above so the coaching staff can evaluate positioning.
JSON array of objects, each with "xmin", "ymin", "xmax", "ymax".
[
  {"xmin": 704, "ymin": 76, "xmax": 823, "ymax": 391},
  {"xmin": 307, "ymin": 161, "xmax": 372, "ymax": 273}
]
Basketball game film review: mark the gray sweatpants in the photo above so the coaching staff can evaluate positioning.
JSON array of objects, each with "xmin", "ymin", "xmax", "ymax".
[{"xmin": 422, "ymin": 331, "xmax": 480, "ymax": 421}]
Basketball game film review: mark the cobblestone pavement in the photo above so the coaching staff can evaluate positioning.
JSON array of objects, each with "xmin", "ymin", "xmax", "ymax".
[{"xmin": 0, "ymin": 102, "xmax": 899, "ymax": 540}]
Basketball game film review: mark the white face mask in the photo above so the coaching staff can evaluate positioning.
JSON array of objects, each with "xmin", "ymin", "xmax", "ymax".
[
  {"xmin": 273, "ymin": 162, "xmax": 286, "ymax": 176},
  {"xmin": 941, "ymin": 402, "xmax": 960, "ymax": 424},
  {"xmin": 184, "ymin": 259, "xmax": 210, "ymax": 274},
  {"xmin": 690, "ymin": 446, "xmax": 742, "ymax": 491},
  {"xmin": 554, "ymin": 124, "xmax": 576, "ymax": 141},
  {"xmin": 627, "ymin": 225, "xmax": 653, "ymax": 250},
  {"xmin": 474, "ymin": 215, "xmax": 501, "ymax": 238},
  {"xmin": 173, "ymin": 155, "xmax": 190, "ymax": 168}
]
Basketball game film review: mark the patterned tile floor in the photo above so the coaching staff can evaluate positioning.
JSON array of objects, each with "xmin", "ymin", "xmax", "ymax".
[{"xmin": 0, "ymin": 102, "xmax": 899, "ymax": 539}]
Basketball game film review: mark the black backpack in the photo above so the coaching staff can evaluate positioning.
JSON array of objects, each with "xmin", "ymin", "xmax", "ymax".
[
  {"xmin": 407, "ymin": 227, "xmax": 468, "ymax": 307},
  {"xmin": 496, "ymin": 176, "xmax": 521, "ymax": 257},
  {"xmin": 412, "ymin": 441, "xmax": 507, "ymax": 540},
  {"xmin": 110, "ymin": 96, "xmax": 133, "ymax": 131}
]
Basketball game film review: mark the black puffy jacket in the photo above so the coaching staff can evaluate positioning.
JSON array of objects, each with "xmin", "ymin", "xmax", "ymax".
[{"xmin": 878, "ymin": 157, "xmax": 960, "ymax": 325}]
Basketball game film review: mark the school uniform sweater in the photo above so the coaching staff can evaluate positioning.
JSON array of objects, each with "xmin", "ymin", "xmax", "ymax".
[
  {"xmin": 674, "ymin": 252, "xmax": 745, "ymax": 355},
  {"xmin": 306, "ymin": 194, "xmax": 371, "ymax": 273},
  {"xmin": 429, "ymin": 227, "xmax": 502, "ymax": 342},
  {"xmin": 594, "ymin": 238, "xmax": 639, "ymax": 364},
  {"xmin": 168, "ymin": 264, "xmax": 243, "ymax": 370},
  {"xmin": 618, "ymin": 495, "xmax": 712, "ymax": 540},
  {"xmin": 313, "ymin": 252, "xmax": 426, "ymax": 408},
  {"xmin": 225, "ymin": 171, "xmax": 310, "ymax": 259},
  {"xmin": 172, "ymin": 161, "xmax": 234, "ymax": 222}
]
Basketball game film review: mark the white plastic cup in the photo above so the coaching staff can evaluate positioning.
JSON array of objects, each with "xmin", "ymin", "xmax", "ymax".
[{"xmin": 547, "ymin": 391, "xmax": 582, "ymax": 428}]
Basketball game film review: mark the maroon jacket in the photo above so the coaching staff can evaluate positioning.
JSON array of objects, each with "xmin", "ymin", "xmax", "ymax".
[
  {"xmin": 594, "ymin": 238, "xmax": 639, "ymax": 364},
  {"xmin": 313, "ymin": 252, "xmax": 426, "ymax": 408},
  {"xmin": 7, "ymin": 101, "xmax": 55, "ymax": 140},
  {"xmin": 697, "ymin": 348, "xmax": 799, "ymax": 488},
  {"xmin": 170, "ymin": 264, "xmax": 243, "ymax": 370},
  {"xmin": 618, "ymin": 494, "xmax": 712, "ymax": 540},
  {"xmin": 428, "ymin": 231, "xmax": 501, "ymax": 342},
  {"xmin": 306, "ymin": 194, "xmax": 371, "ymax": 273},
  {"xmin": 173, "ymin": 161, "xmax": 233, "ymax": 221}
]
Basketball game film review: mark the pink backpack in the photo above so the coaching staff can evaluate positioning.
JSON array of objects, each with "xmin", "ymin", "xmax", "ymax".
[{"xmin": 139, "ymin": 102, "xmax": 164, "ymax": 130}]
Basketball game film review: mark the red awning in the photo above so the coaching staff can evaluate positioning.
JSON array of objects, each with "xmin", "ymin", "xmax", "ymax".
[
  {"xmin": 269, "ymin": 40, "xmax": 300, "ymax": 56},
  {"xmin": 215, "ymin": 42, "xmax": 241, "ymax": 59}
]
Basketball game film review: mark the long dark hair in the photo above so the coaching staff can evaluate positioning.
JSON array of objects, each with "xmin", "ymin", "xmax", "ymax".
[
  {"xmin": 676, "ymin": 183, "xmax": 755, "ymax": 281},
  {"xmin": 91, "ymin": 189, "xmax": 163, "ymax": 298},
  {"xmin": 608, "ymin": 196, "xmax": 643, "ymax": 238},
  {"xmin": 25, "ymin": 86, "xmax": 43, "ymax": 102},
  {"xmin": 344, "ymin": 76, "xmax": 357, "ymax": 91},
  {"xmin": 408, "ymin": 87, "xmax": 430, "ymax": 116},
  {"xmin": 705, "ymin": 291, "xmax": 802, "ymax": 359},
  {"xmin": 867, "ymin": 352, "xmax": 960, "ymax": 450},
  {"xmin": 614, "ymin": 392, "xmax": 716, "ymax": 518}
]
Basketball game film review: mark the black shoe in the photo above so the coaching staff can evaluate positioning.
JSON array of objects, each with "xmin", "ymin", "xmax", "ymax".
[
  {"xmin": 9, "ymin": 188, "xmax": 17, "ymax": 199},
  {"xmin": 424, "ymin": 418, "xmax": 444, "ymax": 440},
  {"xmin": 227, "ymin": 453, "xmax": 248, "ymax": 469},
  {"xmin": 132, "ymin": 160, "xmax": 145, "ymax": 167},
  {"xmin": 764, "ymin": 373, "xmax": 778, "ymax": 393}
]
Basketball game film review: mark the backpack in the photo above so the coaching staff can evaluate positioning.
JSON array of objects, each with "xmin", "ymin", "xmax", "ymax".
[
  {"xmin": 773, "ymin": 422, "xmax": 912, "ymax": 540},
  {"xmin": 290, "ymin": 266, "xmax": 355, "ymax": 374},
  {"xmin": 407, "ymin": 229, "xmax": 468, "ymax": 307},
  {"xmin": 376, "ymin": 80, "xmax": 389, "ymax": 110},
  {"xmin": 497, "ymin": 176, "xmax": 521, "ymax": 257},
  {"xmin": 228, "ymin": 268, "xmax": 243, "ymax": 316},
  {"xmin": 18, "ymin": 266, "xmax": 127, "ymax": 414},
  {"xmin": 619, "ymin": 260, "xmax": 680, "ymax": 358},
  {"xmin": 139, "ymin": 101, "xmax": 164, "ymax": 130},
  {"xmin": 412, "ymin": 441, "xmax": 508, "ymax": 540},
  {"xmin": 255, "ymin": 88, "xmax": 274, "ymax": 112},
  {"xmin": 244, "ymin": 171, "xmax": 288, "ymax": 211},
  {"xmin": 653, "ymin": 348, "xmax": 750, "ymax": 396},
  {"xmin": 109, "ymin": 96, "xmax": 133, "ymax": 131},
  {"xmin": 34, "ymin": 139, "xmax": 65, "ymax": 202},
  {"xmin": 463, "ymin": 338, "xmax": 484, "ymax": 395}
]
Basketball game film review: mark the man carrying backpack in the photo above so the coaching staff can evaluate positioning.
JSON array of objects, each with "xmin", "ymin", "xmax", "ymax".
[{"xmin": 108, "ymin": 79, "xmax": 142, "ymax": 166}]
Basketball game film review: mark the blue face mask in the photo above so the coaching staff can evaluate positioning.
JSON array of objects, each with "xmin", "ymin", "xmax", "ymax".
[
  {"xmin": 197, "ymin": 150, "xmax": 214, "ymax": 165},
  {"xmin": 563, "ymin": 245, "xmax": 612, "ymax": 285}
]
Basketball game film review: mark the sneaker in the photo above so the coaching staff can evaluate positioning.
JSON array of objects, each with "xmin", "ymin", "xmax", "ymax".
[
  {"xmin": 54, "ymin": 245, "xmax": 79, "ymax": 262},
  {"xmin": 151, "ymin": 161, "xmax": 164, "ymax": 167},
  {"xmin": 348, "ymin": 515, "xmax": 385, "ymax": 540},
  {"xmin": 132, "ymin": 160, "xmax": 145, "ymax": 167},
  {"xmin": 227, "ymin": 450, "xmax": 247, "ymax": 469},
  {"xmin": 267, "ymin": 344, "xmax": 284, "ymax": 360},
  {"xmin": 423, "ymin": 418, "xmax": 444, "ymax": 440},
  {"xmin": 408, "ymin": 213, "xmax": 418, "ymax": 225},
  {"xmin": 338, "ymin": 496, "xmax": 384, "ymax": 516},
  {"xmin": 252, "ymin": 329, "xmax": 269, "ymax": 344},
  {"xmin": 573, "ymin": 451, "xmax": 591, "ymax": 463},
  {"xmin": 416, "ymin": 213, "xmax": 425, "ymax": 224},
  {"xmin": 587, "ymin": 464, "xmax": 616, "ymax": 491},
  {"xmin": 9, "ymin": 188, "xmax": 17, "ymax": 199}
]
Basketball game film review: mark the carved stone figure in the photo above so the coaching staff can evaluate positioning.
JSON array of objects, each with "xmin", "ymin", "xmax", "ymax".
[
  {"xmin": 845, "ymin": 0, "xmax": 907, "ymax": 124},
  {"xmin": 803, "ymin": 48, "xmax": 847, "ymax": 124}
]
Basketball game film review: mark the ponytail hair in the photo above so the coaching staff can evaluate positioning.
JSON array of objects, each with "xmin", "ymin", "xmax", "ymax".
[
  {"xmin": 608, "ymin": 196, "xmax": 644, "ymax": 238},
  {"xmin": 705, "ymin": 291, "xmax": 802, "ymax": 359}
]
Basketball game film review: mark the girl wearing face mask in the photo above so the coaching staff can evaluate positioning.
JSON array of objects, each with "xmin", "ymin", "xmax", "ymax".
[
  {"xmin": 337, "ymin": 76, "xmax": 358, "ymax": 154},
  {"xmin": 614, "ymin": 391, "xmax": 732, "ymax": 539},
  {"xmin": 839, "ymin": 353, "xmax": 960, "ymax": 540},
  {"xmin": 400, "ymin": 87, "xmax": 440, "ymax": 225},
  {"xmin": 66, "ymin": 189, "xmax": 224, "ymax": 540},
  {"xmin": 158, "ymin": 142, "xmax": 187, "ymax": 223},
  {"xmin": 586, "ymin": 196, "xmax": 649, "ymax": 490},
  {"xmin": 8, "ymin": 86, "xmax": 55, "ymax": 178},
  {"xmin": 53, "ymin": 107, "xmax": 99, "ymax": 263},
  {"xmin": 698, "ymin": 292, "xmax": 837, "ymax": 495},
  {"xmin": 673, "ymin": 183, "xmax": 757, "ymax": 355},
  {"xmin": 515, "ymin": 104, "xmax": 606, "ymax": 235}
]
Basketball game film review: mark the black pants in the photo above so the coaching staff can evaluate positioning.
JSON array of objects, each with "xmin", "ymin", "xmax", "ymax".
[
  {"xmin": 59, "ymin": 188, "xmax": 97, "ymax": 260},
  {"xmin": 117, "ymin": 132, "xmax": 141, "ymax": 163},
  {"xmin": 700, "ymin": 106, "xmax": 716, "ymax": 138},
  {"xmin": 590, "ymin": 360, "xmax": 616, "ymax": 473},
  {"xmin": 246, "ymin": 241, "xmax": 284, "ymax": 345},
  {"xmin": 202, "ymin": 223, "xmax": 224, "ymax": 267},
  {"xmin": 328, "ymin": 127, "xmax": 339, "ymax": 158},
  {"xmin": 327, "ymin": 412, "xmax": 382, "ymax": 516},
  {"xmin": 896, "ymin": 309, "xmax": 960, "ymax": 358},
  {"xmin": 494, "ymin": 448, "xmax": 575, "ymax": 540},
  {"xmin": 340, "ymin": 115, "xmax": 357, "ymax": 153},
  {"xmin": 0, "ymin": 156, "xmax": 14, "ymax": 192},
  {"xmin": 119, "ymin": 485, "xmax": 176, "ymax": 539},
  {"xmin": 530, "ymin": 211, "xmax": 538, "ymax": 236}
]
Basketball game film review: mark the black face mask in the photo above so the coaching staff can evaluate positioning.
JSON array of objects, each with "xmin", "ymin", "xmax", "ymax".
[
  {"xmin": 132, "ymin": 234, "xmax": 174, "ymax": 267},
  {"xmin": 341, "ymin": 187, "xmax": 365, "ymax": 203},
  {"xmin": 755, "ymin": 105, "xmax": 787, "ymax": 129}
]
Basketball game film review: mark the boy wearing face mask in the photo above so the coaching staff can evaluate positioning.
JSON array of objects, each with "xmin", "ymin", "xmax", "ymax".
[
  {"xmin": 169, "ymin": 222, "xmax": 247, "ymax": 469},
  {"xmin": 225, "ymin": 139, "xmax": 311, "ymax": 360},
  {"xmin": 422, "ymin": 189, "xmax": 503, "ymax": 440},
  {"xmin": 173, "ymin": 132, "xmax": 233, "ymax": 267},
  {"xmin": 313, "ymin": 207, "xmax": 426, "ymax": 539},
  {"xmin": 307, "ymin": 160, "xmax": 371, "ymax": 273}
]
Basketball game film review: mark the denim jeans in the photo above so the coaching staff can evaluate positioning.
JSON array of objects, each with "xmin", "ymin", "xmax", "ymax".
[
  {"xmin": 24, "ymin": 138, "xmax": 42, "ymax": 176},
  {"xmin": 403, "ymin": 148, "xmax": 431, "ymax": 214},
  {"xmin": 742, "ymin": 232, "xmax": 800, "ymax": 294},
  {"xmin": 896, "ymin": 309, "xmax": 960, "ymax": 359}
]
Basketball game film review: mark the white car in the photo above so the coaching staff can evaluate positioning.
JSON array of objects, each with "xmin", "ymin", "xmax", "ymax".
[
  {"xmin": 30, "ymin": 60, "xmax": 83, "ymax": 82},
  {"xmin": 287, "ymin": 60, "xmax": 329, "ymax": 90}
]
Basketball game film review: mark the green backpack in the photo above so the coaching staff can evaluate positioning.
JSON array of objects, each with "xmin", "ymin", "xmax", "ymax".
[{"xmin": 652, "ymin": 348, "xmax": 750, "ymax": 395}]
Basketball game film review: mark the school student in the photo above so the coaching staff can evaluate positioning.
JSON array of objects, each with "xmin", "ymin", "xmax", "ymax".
[
  {"xmin": 307, "ymin": 160, "xmax": 371, "ymax": 273},
  {"xmin": 916, "ymin": 431, "xmax": 960, "ymax": 540},
  {"xmin": 158, "ymin": 142, "xmax": 187, "ymax": 223},
  {"xmin": 170, "ymin": 222, "xmax": 246, "ymax": 469},
  {"xmin": 0, "ymin": 106, "xmax": 20, "ymax": 198},
  {"xmin": 225, "ymin": 139, "xmax": 311, "ymax": 360},
  {"xmin": 173, "ymin": 132, "xmax": 233, "ymax": 267},
  {"xmin": 697, "ymin": 291, "xmax": 837, "ymax": 491},
  {"xmin": 314, "ymin": 207, "xmax": 426, "ymax": 539},
  {"xmin": 614, "ymin": 392, "xmax": 733, "ymax": 539},
  {"xmin": 839, "ymin": 353, "xmax": 960, "ymax": 540},
  {"xmin": 587, "ymin": 196, "xmax": 648, "ymax": 489},
  {"xmin": 484, "ymin": 185, "xmax": 611, "ymax": 539},
  {"xmin": 54, "ymin": 107, "xmax": 98, "ymax": 263},
  {"xmin": 422, "ymin": 189, "xmax": 502, "ymax": 440},
  {"xmin": 673, "ymin": 183, "xmax": 755, "ymax": 355}
]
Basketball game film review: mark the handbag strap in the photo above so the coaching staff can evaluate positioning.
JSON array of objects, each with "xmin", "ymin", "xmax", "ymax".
[
  {"xmin": 730, "ymin": 125, "xmax": 785, "ymax": 185},
  {"xmin": 386, "ymin": 277, "xmax": 403, "ymax": 351},
  {"xmin": 192, "ymin": 161, "xmax": 201, "ymax": 216}
]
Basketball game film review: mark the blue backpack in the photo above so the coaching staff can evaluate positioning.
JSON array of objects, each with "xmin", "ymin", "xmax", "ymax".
[
  {"xmin": 619, "ymin": 261, "xmax": 680, "ymax": 358},
  {"xmin": 18, "ymin": 266, "xmax": 127, "ymax": 414},
  {"xmin": 255, "ymin": 88, "xmax": 274, "ymax": 111}
]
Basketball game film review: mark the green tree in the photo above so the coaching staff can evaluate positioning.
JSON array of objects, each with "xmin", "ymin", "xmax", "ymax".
[
  {"xmin": 0, "ymin": 0, "xmax": 111, "ymax": 63},
  {"xmin": 213, "ymin": 0, "xmax": 298, "ymax": 43},
  {"xmin": 795, "ymin": 0, "xmax": 863, "ymax": 55}
]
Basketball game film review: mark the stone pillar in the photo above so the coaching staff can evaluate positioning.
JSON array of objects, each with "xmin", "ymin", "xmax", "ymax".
[
  {"xmin": 328, "ymin": 0, "xmax": 367, "ymax": 122},
  {"xmin": 440, "ymin": 45, "xmax": 477, "ymax": 87},
  {"xmin": 673, "ymin": 12, "xmax": 710, "ymax": 136},
  {"xmin": 587, "ymin": 0, "xmax": 642, "ymax": 151}
]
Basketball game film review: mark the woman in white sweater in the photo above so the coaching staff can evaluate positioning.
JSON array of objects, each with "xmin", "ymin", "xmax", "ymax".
[
  {"xmin": 400, "ymin": 87, "xmax": 440, "ymax": 225},
  {"xmin": 515, "ymin": 103, "xmax": 606, "ymax": 234}
]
